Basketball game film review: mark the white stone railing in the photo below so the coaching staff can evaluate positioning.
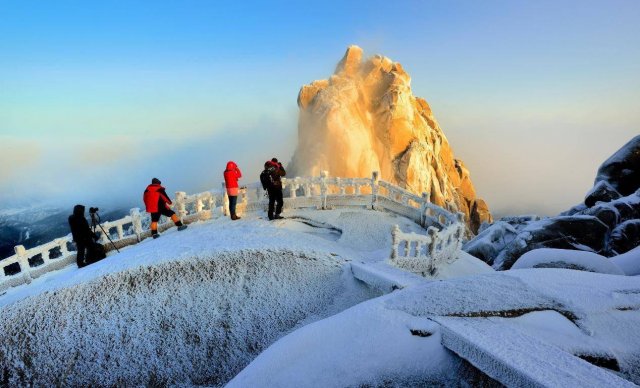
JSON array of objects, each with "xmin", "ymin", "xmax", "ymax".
[
  {"xmin": 389, "ymin": 212, "xmax": 466, "ymax": 277},
  {"xmin": 0, "ymin": 171, "xmax": 463, "ymax": 291}
]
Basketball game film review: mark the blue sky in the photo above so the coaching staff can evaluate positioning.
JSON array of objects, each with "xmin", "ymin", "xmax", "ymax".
[{"xmin": 1, "ymin": 1, "xmax": 638, "ymax": 215}]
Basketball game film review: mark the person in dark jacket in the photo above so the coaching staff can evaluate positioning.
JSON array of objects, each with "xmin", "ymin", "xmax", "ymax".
[
  {"xmin": 223, "ymin": 161, "xmax": 243, "ymax": 220},
  {"xmin": 68, "ymin": 204, "xmax": 96, "ymax": 268},
  {"xmin": 260, "ymin": 158, "xmax": 286, "ymax": 220},
  {"xmin": 143, "ymin": 178, "xmax": 187, "ymax": 238}
]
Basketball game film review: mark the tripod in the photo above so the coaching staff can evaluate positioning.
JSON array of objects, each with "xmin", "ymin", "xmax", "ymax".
[{"xmin": 90, "ymin": 211, "xmax": 120, "ymax": 253}]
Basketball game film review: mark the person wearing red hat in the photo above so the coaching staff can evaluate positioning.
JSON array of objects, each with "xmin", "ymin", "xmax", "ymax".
[
  {"xmin": 223, "ymin": 161, "xmax": 243, "ymax": 220},
  {"xmin": 259, "ymin": 158, "xmax": 286, "ymax": 220},
  {"xmin": 143, "ymin": 178, "xmax": 187, "ymax": 238}
]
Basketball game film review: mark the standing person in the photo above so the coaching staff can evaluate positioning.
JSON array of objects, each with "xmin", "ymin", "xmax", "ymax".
[
  {"xmin": 143, "ymin": 178, "xmax": 187, "ymax": 239},
  {"xmin": 260, "ymin": 158, "xmax": 286, "ymax": 220},
  {"xmin": 68, "ymin": 204, "xmax": 97, "ymax": 268},
  {"xmin": 223, "ymin": 161, "xmax": 243, "ymax": 220}
]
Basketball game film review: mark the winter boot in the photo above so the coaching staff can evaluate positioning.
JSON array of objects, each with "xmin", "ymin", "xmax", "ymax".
[
  {"xmin": 152, "ymin": 229, "xmax": 159, "ymax": 239},
  {"xmin": 177, "ymin": 224, "xmax": 188, "ymax": 231},
  {"xmin": 274, "ymin": 214, "xmax": 284, "ymax": 220}
]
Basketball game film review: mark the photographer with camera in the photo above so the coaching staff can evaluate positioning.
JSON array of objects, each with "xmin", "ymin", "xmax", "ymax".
[
  {"xmin": 68, "ymin": 204, "xmax": 104, "ymax": 268},
  {"xmin": 143, "ymin": 178, "xmax": 187, "ymax": 238}
]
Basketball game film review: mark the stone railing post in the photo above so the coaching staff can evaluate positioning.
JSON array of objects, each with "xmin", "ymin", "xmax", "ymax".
[
  {"xmin": 420, "ymin": 192, "xmax": 430, "ymax": 227},
  {"xmin": 290, "ymin": 178, "xmax": 298, "ymax": 199},
  {"xmin": 130, "ymin": 208, "xmax": 144, "ymax": 240},
  {"xmin": 371, "ymin": 171, "xmax": 379, "ymax": 209},
  {"xmin": 195, "ymin": 195, "xmax": 204, "ymax": 214},
  {"xmin": 320, "ymin": 171, "xmax": 328, "ymax": 209},
  {"xmin": 221, "ymin": 183, "xmax": 229, "ymax": 216},
  {"xmin": 427, "ymin": 227, "xmax": 438, "ymax": 274},
  {"xmin": 390, "ymin": 225, "xmax": 400, "ymax": 259},
  {"xmin": 58, "ymin": 238, "xmax": 69, "ymax": 257},
  {"xmin": 116, "ymin": 224, "xmax": 125, "ymax": 240},
  {"xmin": 14, "ymin": 245, "xmax": 32, "ymax": 283},
  {"xmin": 175, "ymin": 191, "xmax": 188, "ymax": 221}
]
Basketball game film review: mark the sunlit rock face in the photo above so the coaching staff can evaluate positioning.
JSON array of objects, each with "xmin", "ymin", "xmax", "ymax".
[{"xmin": 290, "ymin": 45, "xmax": 492, "ymax": 232}]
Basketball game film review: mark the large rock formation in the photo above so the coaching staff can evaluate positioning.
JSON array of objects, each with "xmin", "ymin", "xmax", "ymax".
[
  {"xmin": 289, "ymin": 45, "xmax": 492, "ymax": 233},
  {"xmin": 465, "ymin": 135, "xmax": 640, "ymax": 270}
]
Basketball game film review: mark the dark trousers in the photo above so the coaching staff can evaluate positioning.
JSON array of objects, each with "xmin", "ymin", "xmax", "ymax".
[
  {"xmin": 268, "ymin": 187, "xmax": 284, "ymax": 218},
  {"xmin": 229, "ymin": 195, "xmax": 238, "ymax": 216},
  {"xmin": 76, "ymin": 243, "xmax": 87, "ymax": 266}
]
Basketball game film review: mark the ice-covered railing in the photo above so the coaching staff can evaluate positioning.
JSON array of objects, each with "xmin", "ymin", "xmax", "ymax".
[
  {"xmin": 0, "ymin": 171, "xmax": 463, "ymax": 291},
  {"xmin": 390, "ymin": 213, "xmax": 466, "ymax": 276}
]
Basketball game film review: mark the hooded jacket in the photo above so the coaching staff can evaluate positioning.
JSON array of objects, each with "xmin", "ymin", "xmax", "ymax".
[
  {"xmin": 68, "ymin": 205, "xmax": 93, "ymax": 244},
  {"xmin": 224, "ymin": 161, "xmax": 243, "ymax": 196},
  {"xmin": 143, "ymin": 183, "xmax": 172, "ymax": 213}
]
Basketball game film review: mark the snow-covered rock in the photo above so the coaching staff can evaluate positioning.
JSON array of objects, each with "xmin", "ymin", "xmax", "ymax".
[
  {"xmin": 462, "ymin": 221, "xmax": 518, "ymax": 265},
  {"xmin": 595, "ymin": 135, "xmax": 640, "ymax": 197},
  {"xmin": 512, "ymin": 248, "xmax": 625, "ymax": 275},
  {"xmin": 464, "ymin": 136, "xmax": 640, "ymax": 269},
  {"xmin": 289, "ymin": 45, "xmax": 492, "ymax": 233}
]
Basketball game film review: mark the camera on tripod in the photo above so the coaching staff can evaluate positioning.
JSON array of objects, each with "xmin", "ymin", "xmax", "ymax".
[{"xmin": 89, "ymin": 207, "xmax": 99, "ymax": 214}]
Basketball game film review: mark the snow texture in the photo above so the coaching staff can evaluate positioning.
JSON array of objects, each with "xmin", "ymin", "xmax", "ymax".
[
  {"xmin": 0, "ymin": 212, "xmax": 387, "ymax": 386},
  {"xmin": 612, "ymin": 245, "xmax": 640, "ymax": 276},
  {"xmin": 2, "ymin": 207, "xmax": 639, "ymax": 386},
  {"xmin": 513, "ymin": 248, "xmax": 625, "ymax": 275},
  {"xmin": 236, "ymin": 268, "xmax": 640, "ymax": 386}
]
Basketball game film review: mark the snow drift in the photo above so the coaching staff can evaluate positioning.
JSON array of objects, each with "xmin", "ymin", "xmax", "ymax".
[{"xmin": 0, "ymin": 249, "xmax": 377, "ymax": 386}]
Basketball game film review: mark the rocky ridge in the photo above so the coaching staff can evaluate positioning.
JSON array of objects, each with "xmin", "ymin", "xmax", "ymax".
[{"xmin": 289, "ymin": 45, "xmax": 491, "ymax": 233}]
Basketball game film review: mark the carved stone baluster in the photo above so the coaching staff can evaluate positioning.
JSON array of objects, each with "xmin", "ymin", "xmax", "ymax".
[
  {"xmin": 290, "ymin": 178, "xmax": 298, "ymax": 199},
  {"xmin": 116, "ymin": 224, "xmax": 124, "ymax": 240},
  {"xmin": 59, "ymin": 238, "xmax": 70, "ymax": 257},
  {"xmin": 427, "ymin": 227, "xmax": 438, "ymax": 274},
  {"xmin": 390, "ymin": 225, "xmax": 400, "ymax": 260},
  {"xmin": 195, "ymin": 195, "xmax": 204, "ymax": 213},
  {"xmin": 130, "ymin": 208, "xmax": 143, "ymax": 240},
  {"xmin": 371, "ymin": 171, "xmax": 379, "ymax": 209},
  {"xmin": 14, "ymin": 245, "xmax": 32, "ymax": 283},
  {"xmin": 221, "ymin": 183, "xmax": 229, "ymax": 216}
]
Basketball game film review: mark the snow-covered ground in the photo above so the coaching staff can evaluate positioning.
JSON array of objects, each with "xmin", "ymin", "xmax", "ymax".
[{"xmin": 1, "ymin": 208, "xmax": 638, "ymax": 387}]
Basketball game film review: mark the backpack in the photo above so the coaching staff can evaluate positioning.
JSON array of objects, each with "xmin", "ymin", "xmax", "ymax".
[
  {"xmin": 260, "ymin": 170, "xmax": 271, "ymax": 190},
  {"xmin": 86, "ymin": 242, "xmax": 106, "ymax": 264}
]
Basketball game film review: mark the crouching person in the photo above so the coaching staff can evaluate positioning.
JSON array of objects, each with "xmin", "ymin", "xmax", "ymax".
[
  {"xmin": 143, "ymin": 178, "xmax": 187, "ymax": 239},
  {"xmin": 68, "ymin": 204, "xmax": 104, "ymax": 268}
]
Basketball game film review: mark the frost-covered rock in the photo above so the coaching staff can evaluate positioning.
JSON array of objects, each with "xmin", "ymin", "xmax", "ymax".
[
  {"xmin": 465, "ymin": 136, "xmax": 640, "ymax": 269},
  {"xmin": 462, "ymin": 221, "xmax": 518, "ymax": 265},
  {"xmin": 512, "ymin": 248, "xmax": 625, "ymax": 275},
  {"xmin": 289, "ymin": 45, "xmax": 492, "ymax": 233},
  {"xmin": 595, "ymin": 135, "xmax": 640, "ymax": 196},
  {"xmin": 585, "ymin": 180, "xmax": 622, "ymax": 207},
  {"xmin": 610, "ymin": 220, "xmax": 640, "ymax": 255},
  {"xmin": 492, "ymin": 216, "xmax": 610, "ymax": 270}
]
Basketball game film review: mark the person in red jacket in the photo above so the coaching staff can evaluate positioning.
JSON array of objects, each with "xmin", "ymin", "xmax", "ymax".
[
  {"xmin": 223, "ymin": 161, "xmax": 243, "ymax": 220},
  {"xmin": 143, "ymin": 178, "xmax": 187, "ymax": 238}
]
